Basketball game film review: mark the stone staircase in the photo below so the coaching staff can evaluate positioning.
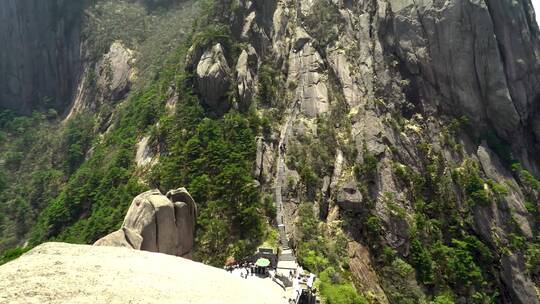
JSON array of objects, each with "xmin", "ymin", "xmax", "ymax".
[
  {"xmin": 278, "ymin": 224, "xmax": 288, "ymax": 249},
  {"xmin": 274, "ymin": 102, "xmax": 300, "ymax": 274}
]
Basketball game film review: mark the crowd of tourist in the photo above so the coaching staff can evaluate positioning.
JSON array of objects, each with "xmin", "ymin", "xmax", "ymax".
[{"xmin": 225, "ymin": 262, "xmax": 270, "ymax": 279}]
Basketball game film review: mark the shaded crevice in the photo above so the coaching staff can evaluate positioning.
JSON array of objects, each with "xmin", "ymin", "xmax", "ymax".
[{"xmin": 484, "ymin": 0, "xmax": 524, "ymax": 125}]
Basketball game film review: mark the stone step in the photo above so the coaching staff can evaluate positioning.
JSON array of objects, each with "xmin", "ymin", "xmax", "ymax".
[
  {"xmin": 279, "ymin": 254, "xmax": 295, "ymax": 262},
  {"xmin": 279, "ymin": 249, "xmax": 296, "ymax": 262}
]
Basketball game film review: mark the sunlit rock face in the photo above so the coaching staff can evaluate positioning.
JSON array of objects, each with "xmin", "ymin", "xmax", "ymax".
[
  {"xmin": 231, "ymin": 0, "xmax": 540, "ymax": 303},
  {"xmin": 0, "ymin": 242, "xmax": 284, "ymax": 304},
  {"xmin": 94, "ymin": 188, "xmax": 197, "ymax": 258}
]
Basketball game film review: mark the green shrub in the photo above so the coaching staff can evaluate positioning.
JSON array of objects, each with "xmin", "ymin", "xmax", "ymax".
[
  {"xmin": 302, "ymin": 0, "xmax": 345, "ymax": 50},
  {"xmin": 151, "ymin": 105, "xmax": 264, "ymax": 265},
  {"xmin": 431, "ymin": 294, "xmax": 455, "ymax": 304},
  {"xmin": 365, "ymin": 216, "xmax": 382, "ymax": 236},
  {"xmin": 456, "ymin": 161, "xmax": 490, "ymax": 206},
  {"xmin": 63, "ymin": 114, "xmax": 95, "ymax": 174},
  {"xmin": 318, "ymin": 267, "xmax": 368, "ymax": 304},
  {"xmin": 0, "ymin": 247, "xmax": 31, "ymax": 266},
  {"xmin": 262, "ymin": 195, "xmax": 277, "ymax": 219},
  {"xmin": 4, "ymin": 151, "xmax": 24, "ymax": 171},
  {"xmin": 358, "ymin": 150, "xmax": 377, "ymax": 180},
  {"xmin": 256, "ymin": 63, "xmax": 283, "ymax": 110},
  {"xmin": 508, "ymin": 233, "xmax": 526, "ymax": 252},
  {"xmin": 512, "ymin": 163, "xmax": 540, "ymax": 192},
  {"xmin": 410, "ymin": 238, "xmax": 435, "ymax": 285},
  {"xmin": 526, "ymin": 236, "xmax": 540, "ymax": 280},
  {"xmin": 191, "ymin": 24, "xmax": 233, "ymax": 53},
  {"xmin": 485, "ymin": 132, "xmax": 515, "ymax": 166},
  {"xmin": 431, "ymin": 240, "xmax": 483, "ymax": 288},
  {"xmin": 0, "ymin": 169, "xmax": 6, "ymax": 193}
]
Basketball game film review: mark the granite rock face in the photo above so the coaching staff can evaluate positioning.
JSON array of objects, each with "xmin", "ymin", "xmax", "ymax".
[
  {"xmin": 230, "ymin": 0, "xmax": 540, "ymax": 303},
  {"xmin": 287, "ymin": 27, "xmax": 329, "ymax": 117},
  {"xmin": 385, "ymin": 0, "xmax": 540, "ymax": 171},
  {"xmin": 0, "ymin": 0, "xmax": 85, "ymax": 113},
  {"xmin": 96, "ymin": 42, "xmax": 134, "ymax": 102},
  {"xmin": 236, "ymin": 46, "xmax": 259, "ymax": 109},
  {"xmin": 196, "ymin": 43, "xmax": 232, "ymax": 113},
  {"xmin": 95, "ymin": 188, "xmax": 197, "ymax": 258}
]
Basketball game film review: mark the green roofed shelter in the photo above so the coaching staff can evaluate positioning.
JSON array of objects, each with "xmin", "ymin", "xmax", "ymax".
[{"xmin": 255, "ymin": 258, "xmax": 271, "ymax": 268}]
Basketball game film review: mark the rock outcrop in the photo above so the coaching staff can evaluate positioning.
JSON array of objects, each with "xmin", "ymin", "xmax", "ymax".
[
  {"xmin": 96, "ymin": 42, "xmax": 134, "ymax": 102},
  {"xmin": 67, "ymin": 42, "xmax": 135, "ymax": 120},
  {"xmin": 236, "ymin": 46, "xmax": 258, "ymax": 109},
  {"xmin": 0, "ymin": 242, "xmax": 284, "ymax": 304},
  {"xmin": 0, "ymin": 0, "xmax": 85, "ymax": 113},
  {"xmin": 287, "ymin": 27, "xmax": 329, "ymax": 117},
  {"xmin": 94, "ymin": 188, "xmax": 197, "ymax": 258},
  {"xmin": 195, "ymin": 43, "xmax": 232, "ymax": 113}
]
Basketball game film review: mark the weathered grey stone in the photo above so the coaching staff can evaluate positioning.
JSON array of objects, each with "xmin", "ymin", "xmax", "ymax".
[
  {"xmin": 196, "ymin": 43, "xmax": 232, "ymax": 113},
  {"xmin": 287, "ymin": 31, "xmax": 329, "ymax": 117},
  {"xmin": 477, "ymin": 145, "xmax": 534, "ymax": 238},
  {"xmin": 348, "ymin": 242, "xmax": 389, "ymax": 304},
  {"xmin": 166, "ymin": 187, "xmax": 198, "ymax": 257},
  {"xmin": 354, "ymin": 112, "xmax": 387, "ymax": 157},
  {"xmin": 254, "ymin": 137, "xmax": 275, "ymax": 182},
  {"xmin": 93, "ymin": 227, "xmax": 142, "ymax": 250},
  {"xmin": 66, "ymin": 42, "xmax": 135, "ymax": 120},
  {"xmin": 236, "ymin": 46, "xmax": 258, "ymax": 108},
  {"xmin": 327, "ymin": 48, "xmax": 364, "ymax": 107},
  {"xmin": 96, "ymin": 42, "xmax": 134, "ymax": 102},
  {"xmin": 387, "ymin": 0, "xmax": 540, "ymax": 164},
  {"xmin": 0, "ymin": 0, "xmax": 83, "ymax": 113},
  {"xmin": 336, "ymin": 177, "xmax": 363, "ymax": 211},
  {"xmin": 95, "ymin": 188, "xmax": 197, "ymax": 258},
  {"xmin": 501, "ymin": 254, "xmax": 540, "ymax": 304}
]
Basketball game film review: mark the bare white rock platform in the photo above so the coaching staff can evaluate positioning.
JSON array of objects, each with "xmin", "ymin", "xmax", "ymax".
[{"xmin": 0, "ymin": 242, "xmax": 285, "ymax": 304}]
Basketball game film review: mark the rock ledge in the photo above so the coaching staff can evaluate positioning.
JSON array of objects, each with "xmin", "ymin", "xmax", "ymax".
[{"xmin": 0, "ymin": 242, "xmax": 284, "ymax": 304}]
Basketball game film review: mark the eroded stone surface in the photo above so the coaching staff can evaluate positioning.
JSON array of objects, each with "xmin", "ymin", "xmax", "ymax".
[
  {"xmin": 0, "ymin": 242, "xmax": 284, "ymax": 304},
  {"xmin": 94, "ymin": 188, "xmax": 197, "ymax": 258}
]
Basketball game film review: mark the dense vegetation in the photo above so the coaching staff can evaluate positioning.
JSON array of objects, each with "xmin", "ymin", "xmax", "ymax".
[
  {"xmin": 151, "ymin": 101, "xmax": 268, "ymax": 264},
  {"xmin": 0, "ymin": 247, "xmax": 30, "ymax": 266},
  {"xmin": 296, "ymin": 203, "xmax": 367, "ymax": 304},
  {"xmin": 0, "ymin": 0, "xmax": 269, "ymax": 267},
  {"xmin": 0, "ymin": 110, "xmax": 66, "ymax": 249},
  {"xmin": 2, "ymin": 1, "xmax": 540, "ymax": 304}
]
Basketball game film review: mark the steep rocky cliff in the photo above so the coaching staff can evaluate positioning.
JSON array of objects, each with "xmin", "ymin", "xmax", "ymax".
[
  {"xmin": 2, "ymin": 0, "xmax": 540, "ymax": 303},
  {"xmin": 0, "ymin": 0, "xmax": 86, "ymax": 113},
  {"xmin": 0, "ymin": 0, "xmax": 191, "ymax": 114},
  {"xmin": 216, "ymin": 0, "xmax": 540, "ymax": 302}
]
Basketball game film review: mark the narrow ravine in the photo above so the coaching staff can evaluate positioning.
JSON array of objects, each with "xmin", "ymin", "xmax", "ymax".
[{"xmin": 274, "ymin": 100, "xmax": 300, "ymax": 267}]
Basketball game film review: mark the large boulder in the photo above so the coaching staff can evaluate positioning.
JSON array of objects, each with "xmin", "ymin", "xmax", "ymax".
[
  {"xmin": 94, "ymin": 188, "xmax": 197, "ymax": 258},
  {"xmin": 96, "ymin": 42, "xmax": 134, "ymax": 102},
  {"xmin": 336, "ymin": 177, "xmax": 363, "ymax": 212},
  {"xmin": 166, "ymin": 188, "xmax": 198, "ymax": 258},
  {"xmin": 196, "ymin": 43, "xmax": 232, "ymax": 113},
  {"xmin": 93, "ymin": 227, "xmax": 143, "ymax": 250}
]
